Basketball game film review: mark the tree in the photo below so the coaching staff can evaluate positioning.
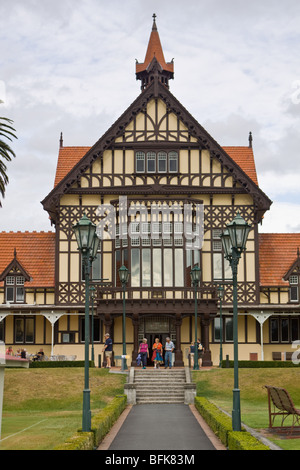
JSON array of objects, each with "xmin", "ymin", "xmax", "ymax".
[{"xmin": 0, "ymin": 102, "xmax": 17, "ymax": 205}]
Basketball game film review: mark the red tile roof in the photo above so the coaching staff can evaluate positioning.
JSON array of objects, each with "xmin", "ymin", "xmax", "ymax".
[
  {"xmin": 223, "ymin": 146, "xmax": 258, "ymax": 186},
  {"xmin": 0, "ymin": 232, "xmax": 55, "ymax": 287},
  {"xmin": 259, "ymin": 233, "xmax": 300, "ymax": 286},
  {"xmin": 54, "ymin": 146, "xmax": 258, "ymax": 187},
  {"xmin": 54, "ymin": 147, "xmax": 90, "ymax": 187}
]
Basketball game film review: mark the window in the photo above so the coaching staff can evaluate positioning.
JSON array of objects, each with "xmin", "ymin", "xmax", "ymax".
[
  {"xmin": 158, "ymin": 152, "xmax": 167, "ymax": 172},
  {"xmin": 147, "ymin": 152, "xmax": 156, "ymax": 173},
  {"xmin": 80, "ymin": 316, "xmax": 102, "ymax": 343},
  {"xmin": 135, "ymin": 151, "xmax": 178, "ymax": 173},
  {"xmin": 169, "ymin": 151, "xmax": 178, "ymax": 172},
  {"xmin": 270, "ymin": 317, "xmax": 299, "ymax": 343},
  {"xmin": 289, "ymin": 275, "xmax": 299, "ymax": 302},
  {"xmin": 136, "ymin": 152, "xmax": 145, "ymax": 172},
  {"xmin": 15, "ymin": 317, "xmax": 34, "ymax": 344},
  {"xmin": 5, "ymin": 275, "xmax": 25, "ymax": 303}
]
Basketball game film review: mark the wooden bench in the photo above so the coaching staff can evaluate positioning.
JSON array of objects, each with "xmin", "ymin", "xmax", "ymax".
[{"xmin": 265, "ymin": 385, "xmax": 300, "ymax": 434}]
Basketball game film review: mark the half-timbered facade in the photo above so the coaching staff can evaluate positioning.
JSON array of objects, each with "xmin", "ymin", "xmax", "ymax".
[{"xmin": 0, "ymin": 16, "xmax": 299, "ymax": 365}]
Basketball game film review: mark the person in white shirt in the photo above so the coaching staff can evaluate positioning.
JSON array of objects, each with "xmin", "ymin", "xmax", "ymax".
[{"xmin": 164, "ymin": 337, "xmax": 175, "ymax": 369}]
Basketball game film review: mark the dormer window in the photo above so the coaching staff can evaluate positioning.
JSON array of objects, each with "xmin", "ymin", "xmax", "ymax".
[{"xmin": 5, "ymin": 275, "xmax": 25, "ymax": 303}]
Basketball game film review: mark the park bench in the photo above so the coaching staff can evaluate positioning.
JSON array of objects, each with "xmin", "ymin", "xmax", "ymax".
[{"xmin": 265, "ymin": 385, "xmax": 300, "ymax": 435}]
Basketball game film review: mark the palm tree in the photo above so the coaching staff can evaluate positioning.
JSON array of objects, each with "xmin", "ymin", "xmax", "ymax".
[{"xmin": 0, "ymin": 101, "xmax": 17, "ymax": 205}]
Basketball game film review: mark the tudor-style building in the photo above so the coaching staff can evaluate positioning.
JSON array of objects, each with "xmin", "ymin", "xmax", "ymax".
[{"xmin": 0, "ymin": 16, "xmax": 299, "ymax": 365}]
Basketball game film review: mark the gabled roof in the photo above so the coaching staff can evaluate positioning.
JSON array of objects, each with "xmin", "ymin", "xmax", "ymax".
[
  {"xmin": 53, "ymin": 145, "xmax": 259, "ymax": 189},
  {"xmin": 0, "ymin": 232, "xmax": 55, "ymax": 287},
  {"xmin": 42, "ymin": 79, "xmax": 271, "ymax": 219},
  {"xmin": 259, "ymin": 233, "xmax": 300, "ymax": 286}
]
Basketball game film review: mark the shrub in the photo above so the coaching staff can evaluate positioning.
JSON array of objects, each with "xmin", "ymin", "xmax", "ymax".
[{"xmin": 228, "ymin": 431, "xmax": 270, "ymax": 451}]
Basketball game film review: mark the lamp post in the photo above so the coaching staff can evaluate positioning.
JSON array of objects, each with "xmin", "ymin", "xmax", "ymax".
[
  {"xmin": 217, "ymin": 285, "xmax": 224, "ymax": 368},
  {"xmin": 220, "ymin": 212, "xmax": 251, "ymax": 432},
  {"xmin": 118, "ymin": 265, "xmax": 130, "ymax": 372},
  {"xmin": 190, "ymin": 265, "xmax": 201, "ymax": 371},
  {"xmin": 73, "ymin": 214, "xmax": 98, "ymax": 432}
]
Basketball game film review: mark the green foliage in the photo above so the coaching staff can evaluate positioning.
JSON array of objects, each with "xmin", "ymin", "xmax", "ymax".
[
  {"xmin": 29, "ymin": 360, "xmax": 95, "ymax": 368},
  {"xmin": 221, "ymin": 360, "xmax": 300, "ymax": 368},
  {"xmin": 0, "ymin": 104, "xmax": 17, "ymax": 202},
  {"xmin": 228, "ymin": 431, "xmax": 270, "ymax": 451}
]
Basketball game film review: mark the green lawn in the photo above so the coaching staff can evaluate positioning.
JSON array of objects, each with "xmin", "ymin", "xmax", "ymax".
[
  {"xmin": 0, "ymin": 367, "xmax": 126, "ymax": 450},
  {"xmin": 192, "ymin": 368, "xmax": 300, "ymax": 450}
]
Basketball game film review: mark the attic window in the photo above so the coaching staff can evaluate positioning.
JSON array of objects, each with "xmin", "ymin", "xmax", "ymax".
[{"xmin": 5, "ymin": 275, "xmax": 25, "ymax": 303}]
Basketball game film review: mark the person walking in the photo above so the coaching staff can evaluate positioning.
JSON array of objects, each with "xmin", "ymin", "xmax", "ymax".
[
  {"xmin": 189, "ymin": 342, "xmax": 195, "ymax": 367},
  {"xmin": 152, "ymin": 337, "xmax": 163, "ymax": 369},
  {"xmin": 197, "ymin": 339, "xmax": 205, "ymax": 368},
  {"xmin": 164, "ymin": 337, "xmax": 175, "ymax": 369},
  {"xmin": 138, "ymin": 338, "xmax": 149, "ymax": 369},
  {"xmin": 102, "ymin": 333, "xmax": 113, "ymax": 368}
]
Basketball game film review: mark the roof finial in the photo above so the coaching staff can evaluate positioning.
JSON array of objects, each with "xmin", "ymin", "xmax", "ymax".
[
  {"xmin": 60, "ymin": 132, "xmax": 63, "ymax": 148},
  {"xmin": 248, "ymin": 131, "xmax": 253, "ymax": 148},
  {"xmin": 152, "ymin": 13, "xmax": 157, "ymax": 31}
]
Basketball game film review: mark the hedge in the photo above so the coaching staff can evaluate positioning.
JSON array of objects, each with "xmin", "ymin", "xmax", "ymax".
[
  {"xmin": 29, "ymin": 360, "xmax": 95, "ymax": 368},
  {"xmin": 194, "ymin": 397, "xmax": 270, "ymax": 450},
  {"xmin": 54, "ymin": 395, "xmax": 127, "ymax": 450},
  {"xmin": 221, "ymin": 360, "xmax": 299, "ymax": 368}
]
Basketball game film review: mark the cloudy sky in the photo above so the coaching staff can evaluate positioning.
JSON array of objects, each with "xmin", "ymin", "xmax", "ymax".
[{"xmin": 1, "ymin": 0, "xmax": 300, "ymax": 233}]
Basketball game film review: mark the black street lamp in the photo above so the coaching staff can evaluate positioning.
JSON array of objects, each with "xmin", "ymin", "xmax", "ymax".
[
  {"xmin": 118, "ymin": 265, "xmax": 130, "ymax": 372},
  {"xmin": 217, "ymin": 285, "xmax": 224, "ymax": 368},
  {"xmin": 220, "ymin": 212, "xmax": 251, "ymax": 432},
  {"xmin": 190, "ymin": 265, "xmax": 201, "ymax": 371},
  {"xmin": 73, "ymin": 214, "xmax": 98, "ymax": 432}
]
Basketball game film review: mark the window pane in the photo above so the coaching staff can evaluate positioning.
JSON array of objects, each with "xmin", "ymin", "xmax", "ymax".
[
  {"xmin": 142, "ymin": 249, "xmax": 151, "ymax": 287},
  {"xmin": 281, "ymin": 318, "xmax": 289, "ymax": 342},
  {"xmin": 6, "ymin": 287, "xmax": 14, "ymax": 302},
  {"xmin": 15, "ymin": 318, "xmax": 24, "ymax": 343},
  {"xmin": 115, "ymin": 250, "xmax": 121, "ymax": 287},
  {"xmin": 16, "ymin": 287, "xmax": 24, "ymax": 302},
  {"xmin": 136, "ymin": 152, "xmax": 145, "ymax": 172},
  {"xmin": 271, "ymin": 318, "xmax": 279, "ymax": 342},
  {"xmin": 25, "ymin": 318, "xmax": 34, "ymax": 343},
  {"xmin": 158, "ymin": 152, "xmax": 167, "ymax": 172},
  {"xmin": 93, "ymin": 318, "xmax": 101, "ymax": 342},
  {"xmin": 169, "ymin": 151, "xmax": 178, "ymax": 172},
  {"xmin": 225, "ymin": 318, "xmax": 233, "ymax": 341},
  {"xmin": 290, "ymin": 286, "xmax": 298, "ymax": 302},
  {"xmin": 291, "ymin": 318, "xmax": 299, "ymax": 342},
  {"xmin": 153, "ymin": 249, "xmax": 162, "ymax": 287},
  {"xmin": 92, "ymin": 253, "xmax": 101, "ymax": 281},
  {"xmin": 164, "ymin": 249, "xmax": 173, "ymax": 287},
  {"xmin": 147, "ymin": 152, "xmax": 156, "ymax": 172},
  {"xmin": 214, "ymin": 318, "xmax": 221, "ymax": 342},
  {"xmin": 175, "ymin": 249, "xmax": 184, "ymax": 287},
  {"xmin": 131, "ymin": 248, "xmax": 140, "ymax": 287},
  {"xmin": 213, "ymin": 253, "xmax": 222, "ymax": 280}
]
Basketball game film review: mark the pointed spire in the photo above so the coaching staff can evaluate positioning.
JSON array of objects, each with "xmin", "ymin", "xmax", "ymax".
[
  {"xmin": 136, "ymin": 14, "xmax": 174, "ymax": 91},
  {"xmin": 60, "ymin": 132, "xmax": 63, "ymax": 148},
  {"xmin": 249, "ymin": 131, "xmax": 253, "ymax": 148}
]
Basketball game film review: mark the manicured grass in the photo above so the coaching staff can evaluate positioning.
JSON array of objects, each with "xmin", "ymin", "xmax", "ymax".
[
  {"xmin": 0, "ymin": 367, "xmax": 126, "ymax": 450},
  {"xmin": 192, "ymin": 368, "xmax": 300, "ymax": 450}
]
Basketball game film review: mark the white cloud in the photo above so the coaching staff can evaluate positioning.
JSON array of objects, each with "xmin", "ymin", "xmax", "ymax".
[{"xmin": 1, "ymin": 0, "xmax": 300, "ymax": 232}]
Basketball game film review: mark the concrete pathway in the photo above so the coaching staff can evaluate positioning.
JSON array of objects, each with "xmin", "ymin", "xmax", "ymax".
[{"xmin": 98, "ymin": 403, "xmax": 226, "ymax": 451}]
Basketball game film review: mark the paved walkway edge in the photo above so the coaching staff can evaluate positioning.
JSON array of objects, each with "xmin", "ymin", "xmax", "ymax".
[
  {"xmin": 189, "ymin": 404, "xmax": 227, "ymax": 450},
  {"xmin": 97, "ymin": 405, "xmax": 133, "ymax": 450},
  {"xmin": 97, "ymin": 404, "xmax": 227, "ymax": 451}
]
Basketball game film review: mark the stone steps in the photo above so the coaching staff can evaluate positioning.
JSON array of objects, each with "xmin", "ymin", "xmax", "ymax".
[{"xmin": 134, "ymin": 369, "xmax": 186, "ymax": 404}]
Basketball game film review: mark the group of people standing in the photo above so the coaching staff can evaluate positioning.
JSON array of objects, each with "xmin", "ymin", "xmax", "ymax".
[
  {"xmin": 102, "ymin": 333, "xmax": 205, "ymax": 369},
  {"xmin": 138, "ymin": 337, "xmax": 175, "ymax": 369}
]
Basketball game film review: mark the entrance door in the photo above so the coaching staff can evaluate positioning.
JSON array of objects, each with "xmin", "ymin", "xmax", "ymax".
[{"xmin": 145, "ymin": 333, "xmax": 169, "ymax": 366}]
